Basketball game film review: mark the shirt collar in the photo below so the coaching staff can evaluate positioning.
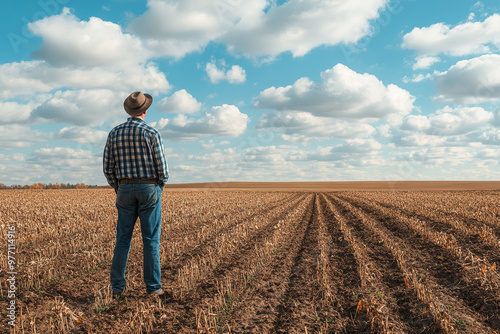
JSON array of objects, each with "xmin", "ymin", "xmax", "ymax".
[{"xmin": 128, "ymin": 117, "xmax": 145, "ymax": 123}]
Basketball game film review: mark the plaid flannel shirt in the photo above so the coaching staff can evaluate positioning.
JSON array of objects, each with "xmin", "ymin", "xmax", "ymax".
[{"xmin": 103, "ymin": 117, "xmax": 168, "ymax": 190}]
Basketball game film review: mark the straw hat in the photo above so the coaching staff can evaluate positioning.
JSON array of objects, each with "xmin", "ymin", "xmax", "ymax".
[{"xmin": 124, "ymin": 91, "xmax": 153, "ymax": 116}]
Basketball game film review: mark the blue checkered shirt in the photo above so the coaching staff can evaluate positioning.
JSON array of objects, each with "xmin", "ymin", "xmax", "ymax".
[{"xmin": 103, "ymin": 117, "xmax": 168, "ymax": 189}]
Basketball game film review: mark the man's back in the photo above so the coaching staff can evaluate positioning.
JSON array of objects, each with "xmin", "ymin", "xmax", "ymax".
[{"xmin": 103, "ymin": 117, "xmax": 168, "ymax": 190}]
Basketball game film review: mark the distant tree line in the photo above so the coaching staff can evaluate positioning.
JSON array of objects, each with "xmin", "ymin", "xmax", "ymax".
[{"xmin": 0, "ymin": 183, "xmax": 107, "ymax": 189}]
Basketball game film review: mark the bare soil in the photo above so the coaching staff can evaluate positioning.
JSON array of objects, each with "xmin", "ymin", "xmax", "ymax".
[{"xmin": 1, "ymin": 184, "xmax": 499, "ymax": 333}]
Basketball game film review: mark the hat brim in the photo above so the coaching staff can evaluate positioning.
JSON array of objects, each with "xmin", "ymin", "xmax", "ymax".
[{"xmin": 124, "ymin": 93, "xmax": 153, "ymax": 116}]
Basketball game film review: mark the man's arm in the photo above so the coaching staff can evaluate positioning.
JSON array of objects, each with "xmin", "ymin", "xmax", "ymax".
[
  {"xmin": 103, "ymin": 134, "xmax": 119, "ymax": 191},
  {"xmin": 152, "ymin": 132, "xmax": 168, "ymax": 187}
]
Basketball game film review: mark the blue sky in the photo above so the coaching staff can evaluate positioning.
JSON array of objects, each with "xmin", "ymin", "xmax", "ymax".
[{"xmin": 1, "ymin": 0, "xmax": 499, "ymax": 185}]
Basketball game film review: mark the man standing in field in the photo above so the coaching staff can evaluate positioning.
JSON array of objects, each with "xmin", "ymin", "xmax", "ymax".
[{"xmin": 103, "ymin": 91, "xmax": 168, "ymax": 297}]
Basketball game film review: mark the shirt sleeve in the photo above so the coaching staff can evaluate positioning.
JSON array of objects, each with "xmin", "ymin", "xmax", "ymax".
[
  {"xmin": 103, "ymin": 133, "xmax": 119, "ymax": 189},
  {"xmin": 152, "ymin": 131, "xmax": 169, "ymax": 186}
]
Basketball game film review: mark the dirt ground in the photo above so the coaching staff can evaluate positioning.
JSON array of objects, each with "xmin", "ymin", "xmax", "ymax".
[{"xmin": 1, "ymin": 183, "xmax": 499, "ymax": 333}]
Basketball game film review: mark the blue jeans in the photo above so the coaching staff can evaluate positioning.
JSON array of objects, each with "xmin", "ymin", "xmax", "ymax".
[{"xmin": 110, "ymin": 183, "xmax": 163, "ymax": 293}]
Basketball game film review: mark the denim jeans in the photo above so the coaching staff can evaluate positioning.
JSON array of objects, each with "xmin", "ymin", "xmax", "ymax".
[{"xmin": 110, "ymin": 183, "xmax": 163, "ymax": 293}]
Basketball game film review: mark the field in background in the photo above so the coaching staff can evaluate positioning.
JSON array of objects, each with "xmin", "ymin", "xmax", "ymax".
[{"xmin": 1, "ymin": 183, "xmax": 499, "ymax": 333}]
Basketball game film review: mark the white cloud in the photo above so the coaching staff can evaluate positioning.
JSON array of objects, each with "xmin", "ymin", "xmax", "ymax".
[
  {"xmin": 397, "ymin": 106, "xmax": 494, "ymax": 146},
  {"xmin": 0, "ymin": 101, "xmax": 35, "ymax": 124},
  {"xmin": 128, "ymin": 0, "xmax": 265, "ymax": 58},
  {"xmin": 29, "ymin": 8, "xmax": 150, "ymax": 68},
  {"xmin": 435, "ymin": 54, "xmax": 500, "ymax": 104},
  {"xmin": 395, "ymin": 133, "xmax": 447, "ymax": 147},
  {"xmin": 0, "ymin": 9, "xmax": 170, "ymax": 101},
  {"xmin": 242, "ymin": 145, "xmax": 305, "ymax": 164},
  {"xmin": 156, "ymin": 104, "xmax": 248, "ymax": 140},
  {"xmin": 494, "ymin": 109, "xmax": 500, "ymax": 127},
  {"xmin": 24, "ymin": 147, "xmax": 102, "ymax": 184},
  {"xmin": 409, "ymin": 147, "xmax": 473, "ymax": 166},
  {"xmin": 0, "ymin": 125, "xmax": 51, "ymax": 150},
  {"xmin": 31, "ymin": 89, "xmax": 122, "ymax": 126},
  {"xmin": 0, "ymin": 60, "xmax": 169, "ymax": 100},
  {"xmin": 429, "ymin": 106, "xmax": 493, "ymax": 136},
  {"xmin": 412, "ymin": 56, "xmax": 440, "ymax": 70},
  {"xmin": 31, "ymin": 147, "xmax": 95, "ymax": 161},
  {"xmin": 222, "ymin": 0, "xmax": 389, "ymax": 57},
  {"xmin": 467, "ymin": 128, "xmax": 500, "ymax": 145},
  {"xmin": 206, "ymin": 62, "xmax": 246, "ymax": 84},
  {"xmin": 156, "ymin": 89, "xmax": 202, "ymax": 114},
  {"xmin": 402, "ymin": 106, "xmax": 492, "ymax": 136},
  {"xmin": 402, "ymin": 73, "xmax": 433, "ymax": 83},
  {"xmin": 401, "ymin": 115, "xmax": 431, "ymax": 132},
  {"xmin": 226, "ymin": 65, "xmax": 246, "ymax": 84},
  {"xmin": 257, "ymin": 111, "xmax": 375, "ymax": 140},
  {"xmin": 128, "ymin": 0, "xmax": 390, "ymax": 59},
  {"xmin": 402, "ymin": 13, "xmax": 500, "ymax": 56},
  {"xmin": 0, "ymin": 153, "xmax": 25, "ymax": 162},
  {"xmin": 205, "ymin": 63, "xmax": 225, "ymax": 84},
  {"xmin": 302, "ymin": 139, "xmax": 384, "ymax": 168},
  {"xmin": 254, "ymin": 64, "xmax": 414, "ymax": 124},
  {"xmin": 188, "ymin": 148, "xmax": 240, "ymax": 163},
  {"xmin": 58, "ymin": 126, "xmax": 108, "ymax": 145},
  {"xmin": 476, "ymin": 148, "xmax": 500, "ymax": 160}
]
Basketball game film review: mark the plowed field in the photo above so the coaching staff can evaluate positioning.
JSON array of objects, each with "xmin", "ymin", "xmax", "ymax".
[{"xmin": 1, "ymin": 186, "xmax": 499, "ymax": 333}]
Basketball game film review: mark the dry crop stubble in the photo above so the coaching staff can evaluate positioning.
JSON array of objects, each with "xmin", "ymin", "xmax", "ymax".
[{"xmin": 0, "ymin": 187, "xmax": 499, "ymax": 333}]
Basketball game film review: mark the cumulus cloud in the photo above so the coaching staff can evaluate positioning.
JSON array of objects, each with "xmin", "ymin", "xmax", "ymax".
[
  {"xmin": 31, "ymin": 147, "xmax": 95, "ymax": 161},
  {"xmin": 0, "ymin": 60, "xmax": 169, "ymax": 100},
  {"xmin": 412, "ymin": 56, "xmax": 440, "ymax": 70},
  {"xmin": 402, "ymin": 107, "xmax": 493, "ymax": 136},
  {"xmin": 257, "ymin": 111, "xmax": 375, "ymax": 140},
  {"xmin": 429, "ymin": 107, "xmax": 493, "ymax": 136},
  {"xmin": 128, "ymin": 0, "xmax": 265, "ymax": 58},
  {"xmin": 435, "ymin": 54, "xmax": 500, "ymax": 104},
  {"xmin": 494, "ymin": 109, "xmax": 500, "ymax": 127},
  {"xmin": 0, "ymin": 8, "xmax": 170, "ymax": 101},
  {"xmin": 58, "ymin": 126, "xmax": 108, "ymax": 145},
  {"xmin": 397, "ymin": 106, "xmax": 494, "ymax": 147},
  {"xmin": 282, "ymin": 139, "xmax": 385, "ymax": 168},
  {"xmin": 188, "ymin": 148, "xmax": 240, "ymax": 163},
  {"xmin": 255, "ymin": 64, "xmax": 414, "ymax": 123},
  {"xmin": 476, "ymin": 148, "xmax": 500, "ymax": 160},
  {"xmin": 0, "ymin": 125, "xmax": 51, "ymax": 150},
  {"xmin": 395, "ymin": 133, "xmax": 447, "ymax": 147},
  {"xmin": 29, "ymin": 8, "xmax": 150, "ymax": 68},
  {"xmin": 0, "ymin": 101, "xmax": 34, "ymax": 124},
  {"xmin": 409, "ymin": 147, "xmax": 473, "ymax": 166},
  {"xmin": 242, "ymin": 145, "xmax": 296, "ymax": 163},
  {"xmin": 308, "ymin": 139, "xmax": 381, "ymax": 159},
  {"xmin": 154, "ymin": 104, "xmax": 248, "ymax": 140},
  {"xmin": 402, "ymin": 73, "xmax": 433, "ymax": 83},
  {"xmin": 402, "ymin": 13, "xmax": 500, "ymax": 56},
  {"xmin": 467, "ymin": 128, "xmax": 500, "ymax": 146},
  {"xmin": 31, "ymin": 89, "xmax": 122, "ymax": 126},
  {"xmin": 222, "ymin": 0, "xmax": 389, "ymax": 57},
  {"xmin": 128, "ymin": 0, "xmax": 390, "ymax": 59},
  {"xmin": 206, "ymin": 62, "xmax": 246, "ymax": 84},
  {"xmin": 26, "ymin": 147, "xmax": 102, "ymax": 184},
  {"xmin": 156, "ymin": 89, "xmax": 202, "ymax": 114}
]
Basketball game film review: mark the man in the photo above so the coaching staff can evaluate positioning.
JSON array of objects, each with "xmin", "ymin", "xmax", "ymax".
[{"xmin": 103, "ymin": 91, "xmax": 168, "ymax": 297}]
